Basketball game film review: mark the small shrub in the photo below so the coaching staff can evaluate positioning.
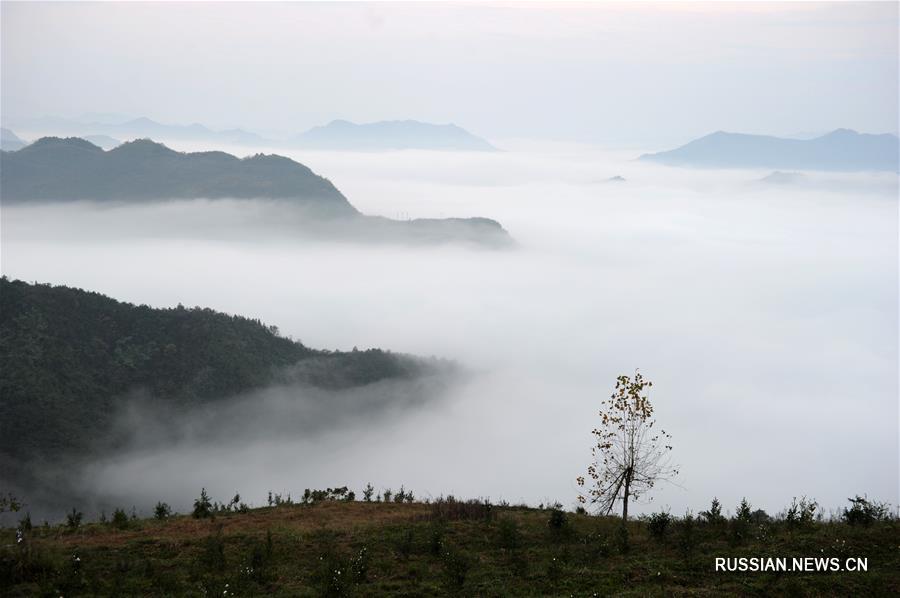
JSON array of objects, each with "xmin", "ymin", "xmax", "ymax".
[
  {"xmin": 154, "ymin": 502, "xmax": 172, "ymax": 520},
  {"xmin": 66, "ymin": 508, "xmax": 83, "ymax": 530},
  {"xmin": 545, "ymin": 556, "xmax": 563, "ymax": 585},
  {"xmin": 497, "ymin": 518, "xmax": 521, "ymax": 550},
  {"xmin": 242, "ymin": 530, "xmax": 274, "ymax": 584},
  {"xmin": 647, "ymin": 510, "xmax": 672, "ymax": 541},
  {"xmin": 615, "ymin": 522, "xmax": 629, "ymax": 554},
  {"xmin": 112, "ymin": 508, "xmax": 129, "ymax": 530},
  {"xmin": 193, "ymin": 488, "xmax": 213, "ymax": 519},
  {"xmin": 441, "ymin": 545, "xmax": 472, "ymax": 593},
  {"xmin": 303, "ymin": 487, "xmax": 352, "ymax": 504},
  {"xmin": 755, "ymin": 522, "xmax": 774, "ymax": 545},
  {"xmin": 0, "ymin": 493, "xmax": 23, "ymax": 513},
  {"xmin": 362, "ymin": 483, "xmax": 374, "ymax": 502},
  {"xmin": 750, "ymin": 509, "xmax": 771, "ymax": 524},
  {"xmin": 843, "ymin": 495, "xmax": 889, "ymax": 526},
  {"xmin": 312, "ymin": 552, "xmax": 351, "ymax": 598},
  {"xmin": 677, "ymin": 511, "xmax": 696, "ymax": 560},
  {"xmin": 394, "ymin": 528, "xmax": 414, "ymax": 561},
  {"xmin": 700, "ymin": 497, "xmax": 725, "ymax": 525},
  {"xmin": 730, "ymin": 498, "xmax": 752, "ymax": 545},
  {"xmin": 350, "ymin": 546, "xmax": 369, "ymax": 583},
  {"xmin": 784, "ymin": 496, "xmax": 817, "ymax": 529},
  {"xmin": 267, "ymin": 491, "xmax": 293, "ymax": 507},
  {"xmin": 430, "ymin": 496, "xmax": 493, "ymax": 522},
  {"xmin": 735, "ymin": 498, "xmax": 753, "ymax": 523},
  {"xmin": 580, "ymin": 531, "xmax": 612, "ymax": 563},
  {"xmin": 383, "ymin": 488, "xmax": 393, "ymax": 503},
  {"xmin": 428, "ymin": 520, "xmax": 446, "ymax": 556},
  {"xmin": 548, "ymin": 505, "xmax": 569, "ymax": 533},
  {"xmin": 199, "ymin": 527, "xmax": 227, "ymax": 571},
  {"xmin": 18, "ymin": 512, "xmax": 32, "ymax": 532}
]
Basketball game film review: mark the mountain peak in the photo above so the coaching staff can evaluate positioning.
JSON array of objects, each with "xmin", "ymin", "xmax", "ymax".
[
  {"xmin": 823, "ymin": 128, "xmax": 859, "ymax": 138},
  {"xmin": 124, "ymin": 116, "xmax": 159, "ymax": 126},
  {"xmin": 111, "ymin": 138, "xmax": 178, "ymax": 156},
  {"xmin": 294, "ymin": 119, "xmax": 496, "ymax": 151},
  {"xmin": 28, "ymin": 136, "xmax": 104, "ymax": 152},
  {"xmin": 641, "ymin": 128, "xmax": 898, "ymax": 172},
  {"xmin": 0, "ymin": 137, "xmax": 355, "ymax": 210}
]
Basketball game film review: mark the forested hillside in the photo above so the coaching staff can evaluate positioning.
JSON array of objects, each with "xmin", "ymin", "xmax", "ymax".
[
  {"xmin": 0, "ymin": 278, "xmax": 434, "ymax": 463},
  {"xmin": 0, "ymin": 137, "xmax": 356, "ymax": 214}
]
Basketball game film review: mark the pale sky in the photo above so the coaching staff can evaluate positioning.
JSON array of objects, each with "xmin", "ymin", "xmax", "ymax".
[{"xmin": 2, "ymin": 1, "xmax": 898, "ymax": 146}]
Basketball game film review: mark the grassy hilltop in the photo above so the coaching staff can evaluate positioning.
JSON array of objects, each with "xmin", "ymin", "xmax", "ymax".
[{"xmin": 2, "ymin": 491, "xmax": 898, "ymax": 596}]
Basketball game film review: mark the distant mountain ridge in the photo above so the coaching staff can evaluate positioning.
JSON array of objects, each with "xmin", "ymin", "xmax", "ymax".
[
  {"xmin": 6, "ymin": 115, "xmax": 497, "ymax": 151},
  {"xmin": 1, "ymin": 137, "xmax": 356, "ymax": 215},
  {"xmin": 0, "ymin": 127, "xmax": 26, "ymax": 151},
  {"xmin": 640, "ymin": 129, "xmax": 899, "ymax": 172},
  {"xmin": 7, "ymin": 115, "xmax": 265, "ymax": 146},
  {"xmin": 292, "ymin": 119, "xmax": 497, "ymax": 151},
  {"xmin": 0, "ymin": 137, "xmax": 512, "ymax": 246}
]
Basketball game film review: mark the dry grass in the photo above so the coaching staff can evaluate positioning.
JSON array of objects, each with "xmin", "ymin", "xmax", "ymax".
[{"xmin": 2, "ymin": 501, "xmax": 899, "ymax": 597}]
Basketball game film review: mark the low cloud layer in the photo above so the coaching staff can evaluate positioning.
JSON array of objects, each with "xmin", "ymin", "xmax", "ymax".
[{"xmin": 2, "ymin": 144, "xmax": 897, "ymax": 519}]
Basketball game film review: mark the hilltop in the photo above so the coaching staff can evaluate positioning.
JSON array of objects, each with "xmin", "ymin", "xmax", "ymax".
[
  {"xmin": 0, "ymin": 128, "xmax": 27, "ymax": 151},
  {"xmin": 640, "ymin": 129, "xmax": 899, "ymax": 172},
  {"xmin": 291, "ymin": 119, "xmax": 497, "ymax": 151},
  {"xmin": 0, "ymin": 278, "xmax": 447, "ymax": 470},
  {"xmin": 0, "ymin": 137, "xmax": 355, "ymax": 215},
  {"xmin": 0, "ymin": 138, "xmax": 512, "ymax": 246}
]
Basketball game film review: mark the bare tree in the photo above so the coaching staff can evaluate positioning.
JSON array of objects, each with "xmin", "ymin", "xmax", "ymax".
[{"xmin": 577, "ymin": 370, "xmax": 677, "ymax": 520}]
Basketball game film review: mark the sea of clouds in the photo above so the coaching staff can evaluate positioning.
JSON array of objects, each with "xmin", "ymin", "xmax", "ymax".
[{"xmin": 2, "ymin": 139, "xmax": 896, "ymax": 518}]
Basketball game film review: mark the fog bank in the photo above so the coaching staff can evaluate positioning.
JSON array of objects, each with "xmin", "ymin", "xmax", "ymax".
[{"xmin": 2, "ymin": 143, "xmax": 897, "ymax": 518}]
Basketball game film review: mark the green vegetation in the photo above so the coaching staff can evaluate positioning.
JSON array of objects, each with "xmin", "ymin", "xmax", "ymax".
[
  {"xmin": 0, "ymin": 277, "xmax": 442, "ymax": 465},
  {"xmin": 1, "ymin": 493, "xmax": 896, "ymax": 596}
]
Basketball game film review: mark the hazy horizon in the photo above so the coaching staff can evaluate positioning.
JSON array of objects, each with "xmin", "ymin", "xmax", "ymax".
[{"xmin": 2, "ymin": 2, "xmax": 898, "ymax": 147}]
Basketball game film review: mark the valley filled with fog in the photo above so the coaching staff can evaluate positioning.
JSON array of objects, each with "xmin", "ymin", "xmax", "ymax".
[{"xmin": 2, "ymin": 140, "xmax": 897, "ymax": 518}]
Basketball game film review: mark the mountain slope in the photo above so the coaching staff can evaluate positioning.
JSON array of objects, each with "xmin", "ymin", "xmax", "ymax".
[
  {"xmin": 0, "ymin": 278, "xmax": 439, "ymax": 464},
  {"xmin": 0, "ymin": 137, "xmax": 513, "ymax": 246},
  {"xmin": 292, "ymin": 119, "xmax": 497, "ymax": 151},
  {"xmin": 0, "ymin": 127, "xmax": 26, "ymax": 151},
  {"xmin": 0, "ymin": 137, "xmax": 357, "ymax": 215},
  {"xmin": 640, "ymin": 129, "xmax": 899, "ymax": 172}
]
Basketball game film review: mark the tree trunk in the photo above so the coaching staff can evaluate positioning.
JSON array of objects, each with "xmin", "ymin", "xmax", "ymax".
[{"xmin": 622, "ymin": 469, "xmax": 632, "ymax": 521}]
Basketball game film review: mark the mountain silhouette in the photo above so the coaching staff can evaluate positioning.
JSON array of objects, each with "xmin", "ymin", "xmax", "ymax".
[
  {"xmin": 0, "ymin": 137, "xmax": 512, "ymax": 246},
  {"xmin": 1, "ymin": 137, "xmax": 355, "ymax": 215},
  {"xmin": 0, "ymin": 127, "xmax": 27, "ymax": 151},
  {"xmin": 292, "ymin": 119, "xmax": 497, "ymax": 151},
  {"xmin": 640, "ymin": 129, "xmax": 899, "ymax": 172}
]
